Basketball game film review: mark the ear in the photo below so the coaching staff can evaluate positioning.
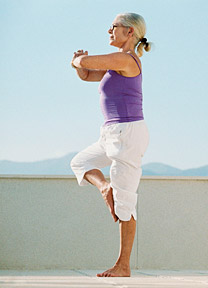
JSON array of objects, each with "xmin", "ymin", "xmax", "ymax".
[{"xmin": 128, "ymin": 27, "xmax": 134, "ymax": 37}]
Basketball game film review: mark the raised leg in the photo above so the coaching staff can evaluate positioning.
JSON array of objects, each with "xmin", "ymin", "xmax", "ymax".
[{"xmin": 84, "ymin": 169, "xmax": 118, "ymax": 222}]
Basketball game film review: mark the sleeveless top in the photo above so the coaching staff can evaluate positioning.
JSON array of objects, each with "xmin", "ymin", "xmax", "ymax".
[{"xmin": 98, "ymin": 53, "xmax": 144, "ymax": 126}]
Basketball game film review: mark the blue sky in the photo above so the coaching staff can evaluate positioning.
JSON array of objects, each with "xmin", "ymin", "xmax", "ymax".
[{"xmin": 1, "ymin": 0, "xmax": 208, "ymax": 169}]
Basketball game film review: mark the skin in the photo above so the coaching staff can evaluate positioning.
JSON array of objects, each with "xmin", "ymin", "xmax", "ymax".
[
  {"xmin": 71, "ymin": 16, "xmax": 141, "ymax": 277},
  {"xmin": 71, "ymin": 15, "xmax": 142, "ymax": 80}
]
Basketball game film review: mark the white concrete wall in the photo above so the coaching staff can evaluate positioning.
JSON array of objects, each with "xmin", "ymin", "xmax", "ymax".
[{"xmin": 0, "ymin": 175, "xmax": 208, "ymax": 270}]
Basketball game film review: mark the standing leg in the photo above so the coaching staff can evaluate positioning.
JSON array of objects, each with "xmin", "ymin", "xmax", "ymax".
[
  {"xmin": 95, "ymin": 159, "xmax": 140, "ymax": 277},
  {"xmin": 84, "ymin": 169, "xmax": 118, "ymax": 222},
  {"xmin": 97, "ymin": 216, "xmax": 136, "ymax": 277},
  {"xmin": 96, "ymin": 121, "xmax": 149, "ymax": 277}
]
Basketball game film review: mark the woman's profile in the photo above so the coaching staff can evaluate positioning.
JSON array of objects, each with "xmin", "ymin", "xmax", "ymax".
[{"xmin": 70, "ymin": 12, "xmax": 151, "ymax": 277}]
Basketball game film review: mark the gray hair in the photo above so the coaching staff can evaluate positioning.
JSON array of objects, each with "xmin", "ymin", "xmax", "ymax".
[{"xmin": 117, "ymin": 13, "xmax": 151, "ymax": 57}]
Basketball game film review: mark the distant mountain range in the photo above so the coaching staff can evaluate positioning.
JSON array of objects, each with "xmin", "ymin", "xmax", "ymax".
[{"xmin": 0, "ymin": 152, "xmax": 208, "ymax": 176}]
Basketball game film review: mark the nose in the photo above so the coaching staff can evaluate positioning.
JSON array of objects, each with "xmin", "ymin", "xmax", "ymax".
[{"xmin": 108, "ymin": 28, "xmax": 112, "ymax": 34}]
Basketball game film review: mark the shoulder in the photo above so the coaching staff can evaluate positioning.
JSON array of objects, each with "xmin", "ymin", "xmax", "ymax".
[
  {"xmin": 119, "ymin": 52, "xmax": 142, "ymax": 77},
  {"xmin": 126, "ymin": 52, "xmax": 141, "ymax": 66}
]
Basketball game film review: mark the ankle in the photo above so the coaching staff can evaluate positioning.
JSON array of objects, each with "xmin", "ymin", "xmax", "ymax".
[
  {"xmin": 99, "ymin": 181, "xmax": 110, "ymax": 194},
  {"xmin": 115, "ymin": 258, "xmax": 130, "ymax": 269}
]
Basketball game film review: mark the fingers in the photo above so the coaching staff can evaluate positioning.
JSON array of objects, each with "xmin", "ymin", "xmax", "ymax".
[
  {"xmin": 73, "ymin": 50, "xmax": 88, "ymax": 57},
  {"xmin": 77, "ymin": 49, "xmax": 88, "ymax": 53}
]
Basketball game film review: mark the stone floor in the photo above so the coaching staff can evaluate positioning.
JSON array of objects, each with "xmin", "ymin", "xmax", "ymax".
[{"xmin": 0, "ymin": 270, "xmax": 208, "ymax": 287}]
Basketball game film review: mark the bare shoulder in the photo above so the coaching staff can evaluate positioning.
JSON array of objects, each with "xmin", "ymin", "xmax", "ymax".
[
  {"xmin": 119, "ymin": 52, "xmax": 142, "ymax": 77},
  {"xmin": 126, "ymin": 52, "xmax": 142, "ymax": 68}
]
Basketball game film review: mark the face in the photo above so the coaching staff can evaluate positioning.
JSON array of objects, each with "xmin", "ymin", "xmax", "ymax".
[{"xmin": 108, "ymin": 17, "xmax": 130, "ymax": 48}]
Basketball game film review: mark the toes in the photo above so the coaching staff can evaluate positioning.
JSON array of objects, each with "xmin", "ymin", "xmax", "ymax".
[
  {"xmin": 97, "ymin": 271, "xmax": 107, "ymax": 277},
  {"xmin": 112, "ymin": 211, "xmax": 118, "ymax": 222},
  {"xmin": 104, "ymin": 269, "xmax": 114, "ymax": 277},
  {"xmin": 114, "ymin": 216, "xmax": 118, "ymax": 222},
  {"xmin": 106, "ymin": 272, "xmax": 116, "ymax": 277},
  {"xmin": 97, "ymin": 270, "xmax": 112, "ymax": 277}
]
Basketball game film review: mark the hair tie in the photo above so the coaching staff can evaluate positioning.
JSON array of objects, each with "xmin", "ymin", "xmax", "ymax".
[{"xmin": 141, "ymin": 37, "xmax": 147, "ymax": 44}]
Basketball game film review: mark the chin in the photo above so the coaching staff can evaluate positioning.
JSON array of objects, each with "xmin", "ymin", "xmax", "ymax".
[{"xmin": 109, "ymin": 39, "xmax": 118, "ymax": 47}]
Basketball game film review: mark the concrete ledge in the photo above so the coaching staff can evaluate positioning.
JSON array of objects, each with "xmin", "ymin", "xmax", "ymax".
[
  {"xmin": 1, "ymin": 270, "xmax": 208, "ymax": 288},
  {"xmin": 0, "ymin": 176, "xmax": 208, "ymax": 270},
  {"xmin": 1, "ymin": 175, "xmax": 208, "ymax": 180}
]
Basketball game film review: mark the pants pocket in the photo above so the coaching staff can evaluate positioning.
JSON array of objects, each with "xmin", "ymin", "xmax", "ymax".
[
  {"xmin": 105, "ymin": 123, "xmax": 128, "ymax": 158},
  {"xmin": 105, "ymin": 133, "xmax": 122, "ymax": 158}
]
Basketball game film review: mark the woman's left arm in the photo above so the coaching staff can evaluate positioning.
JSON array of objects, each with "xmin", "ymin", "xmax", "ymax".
[{"xmin": 72, "ymin": 52, "xmax": 131, "ymax": 72}]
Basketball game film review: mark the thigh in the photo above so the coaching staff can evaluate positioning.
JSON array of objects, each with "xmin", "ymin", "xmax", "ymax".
[
  {"xmin": 72, "ymin": 140, "xmax": 112, "ymax": 169},
  {"xmin": 105, "ymin": 120, "xmax": 149, "ymax": 168}
]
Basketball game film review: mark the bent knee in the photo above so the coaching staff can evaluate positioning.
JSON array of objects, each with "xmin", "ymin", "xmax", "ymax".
[
  {"xmin": 70, "ymin": 155, "xmax": 78, "ymax": 170},
  {"xmin": 70, "ymin": 154, "xmax": 84, "ymax": 171}
]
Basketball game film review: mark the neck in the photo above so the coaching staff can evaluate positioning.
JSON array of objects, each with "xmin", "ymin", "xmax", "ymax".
[{"xmin": 118, "ymin": 39, "xmax": 135, "ymax": 53}]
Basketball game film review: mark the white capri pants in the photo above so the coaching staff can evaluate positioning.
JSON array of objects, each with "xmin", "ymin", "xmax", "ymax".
[{"xmin": 70, "ymin": 120, "xmax": 149, "ymax": 221}]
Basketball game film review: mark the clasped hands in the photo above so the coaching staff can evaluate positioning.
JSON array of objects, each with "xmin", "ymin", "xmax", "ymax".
[{"xmin": 71, "ymin": 49, "xmax": 88, "ymax": 69}]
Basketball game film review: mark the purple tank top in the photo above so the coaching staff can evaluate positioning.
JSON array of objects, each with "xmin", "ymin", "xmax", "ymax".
[{"xmin": 98, "ymin": 53, "xmax": 144, "ymax": 126}]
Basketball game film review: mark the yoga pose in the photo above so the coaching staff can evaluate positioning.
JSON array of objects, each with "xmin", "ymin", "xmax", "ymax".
[{"xmin": 70, "ymin": 12, "xmax": 151, "ymax": 277}]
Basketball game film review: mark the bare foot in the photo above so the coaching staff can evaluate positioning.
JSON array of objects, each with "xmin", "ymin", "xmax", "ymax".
[
  {"xmin": 97, "ymin": 264, "xmax": 130, "ymax": 277},
  {"xmin": 100, "ymin": 184, "xmax": 118, "ymax": 222}
]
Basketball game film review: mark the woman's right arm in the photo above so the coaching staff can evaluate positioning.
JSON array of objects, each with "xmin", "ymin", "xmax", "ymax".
[{"xmin": 71, "ymin": 50, "xmax": 106, "ymax": 82}]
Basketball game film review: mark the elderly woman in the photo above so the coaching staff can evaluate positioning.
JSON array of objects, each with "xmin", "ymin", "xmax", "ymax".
[{"xmin": 70, "ymin": 13, "xmax": 151, "ymax": 277}]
